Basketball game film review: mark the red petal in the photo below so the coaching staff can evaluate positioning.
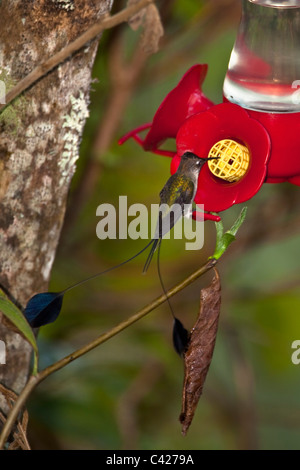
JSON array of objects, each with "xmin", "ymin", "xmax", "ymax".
[{"xmin": 143, "ymin": 64, "xmax": 214, "ymax": 151}]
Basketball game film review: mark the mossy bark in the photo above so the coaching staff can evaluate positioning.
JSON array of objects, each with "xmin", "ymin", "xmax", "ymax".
[{"xmin": 0, "ymin": 0, "xmax": 112, "ymax": 416}]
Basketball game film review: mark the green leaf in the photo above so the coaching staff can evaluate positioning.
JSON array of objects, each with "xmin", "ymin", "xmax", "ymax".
[
  {"xmin": 0, "ymin": 289, "xmax": 38, "ymax": 375},
  {"xmin": 212, "ymin": 232, "xmax": 235, "ymax": 260},
  {"xmin": 211, "ymin": 207, "xmax": 247, "ymax": 260},
  {"xmin": 227, "ymin": 206, "xmax": 247, "ymax": 237}
]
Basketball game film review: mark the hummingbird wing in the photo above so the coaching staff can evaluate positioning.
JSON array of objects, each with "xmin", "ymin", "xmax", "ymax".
[
  {"xmin": 145, "ymin": 175, "xmax": 196, "ymax": 273},
  {"xmin": 154, "ymin": 175, "xmax": 195, "ymax": 239}
]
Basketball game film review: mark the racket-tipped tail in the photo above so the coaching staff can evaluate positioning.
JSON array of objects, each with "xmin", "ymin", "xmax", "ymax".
[{"xmin": 143, "ymin": 239, "xmax": 160, "ymax": 274}]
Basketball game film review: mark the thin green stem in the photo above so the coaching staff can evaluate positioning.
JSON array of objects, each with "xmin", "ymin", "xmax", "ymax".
[{"xmin": 0, "ymin": 257, "xmax": 216, "ymax": 449}]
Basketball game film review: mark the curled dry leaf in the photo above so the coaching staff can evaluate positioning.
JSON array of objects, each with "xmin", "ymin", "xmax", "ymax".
[
  {"xmin": 127, "ymin": 0, "xmax": 147, "ymax": 31},
  {"xmin": 140, "ymin": 4, "xmax": 164, "ymax": 55},
  {"xmin": 179, "ymin": 268, "xmax": 221, "ymax": 436},
  {"xmin": 127, "ymin": 0, "xmax": 164, "ymax": 54}
]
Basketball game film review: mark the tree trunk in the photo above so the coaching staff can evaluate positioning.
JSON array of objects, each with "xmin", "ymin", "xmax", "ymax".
[{"xmin": 0, "ymin": 0, "xmax": 112, "ymax": 417}]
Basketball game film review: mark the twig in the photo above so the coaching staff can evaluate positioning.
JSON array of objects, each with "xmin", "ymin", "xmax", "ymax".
[
  {"xmin": 0, "ymin": 0, "xmax": 154, "ymax": 113},
  {"xmin": 0, "ymin": 257, "xmax": 216, "ymax": 449}
]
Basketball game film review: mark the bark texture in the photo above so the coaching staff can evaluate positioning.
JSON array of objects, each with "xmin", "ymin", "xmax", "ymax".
[{"xmin": 0, "ymin": 0, "xmax": 112, "ymax": 412}]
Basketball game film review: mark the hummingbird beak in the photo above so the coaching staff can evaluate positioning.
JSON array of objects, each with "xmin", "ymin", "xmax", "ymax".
[
  {"xmin": 182, "ymin": 151, "xmax": 220, "ymax": 161},
  {"xmin": 200, "ymin": 156, "xmax": 220, "ymax": 161},
  {"xmin": 196, "ymin": 156, "xmax": 220, "ymax": 168}
]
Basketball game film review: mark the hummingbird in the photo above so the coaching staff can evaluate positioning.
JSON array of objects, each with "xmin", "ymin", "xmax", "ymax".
[
  {"xmin": 143, "ymin": 151, "xmax": 218, "ymax": 272},
  {"xmin": 24, "ymin": 151, "xmax": 218, "ymax": 328}
]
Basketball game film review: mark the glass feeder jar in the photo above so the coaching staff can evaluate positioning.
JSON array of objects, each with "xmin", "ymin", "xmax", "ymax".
[{"xmin": 223, "ymin": 0, "xmax": 300, "ymax": 112}]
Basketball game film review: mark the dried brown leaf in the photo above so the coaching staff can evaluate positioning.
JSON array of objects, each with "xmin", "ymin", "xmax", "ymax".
[
  {"xmin": 127, "ymin": 1, "xmax": 164, "ymax": 54},
  {"xmin": 127, "ymin": 0, "xmax": 147, "ymax": 31},
  {"xmin": 179, "ymin": 268, "xmax": 221, "ymax": 435},
  {"xmin": 140, "ymin": 4, "xmax": 163, "ymax": 55}
]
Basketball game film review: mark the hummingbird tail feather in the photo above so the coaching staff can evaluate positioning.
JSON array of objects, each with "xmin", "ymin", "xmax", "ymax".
[
  {"xmin": 156, "ymin": 239, "xmax": 175, "ymax": 318},
  {"xmin": 143, "ymin": 239, "xmax": 159, "ymax": 274},
  {"xmin": 63, "ymin": 239, "xmax": 154, "ymax": 293}
]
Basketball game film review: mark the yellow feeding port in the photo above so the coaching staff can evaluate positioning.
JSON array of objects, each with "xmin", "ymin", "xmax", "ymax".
[{"xmin": 208, "ymin": 139, "xmax": 250, "ymax": 182}]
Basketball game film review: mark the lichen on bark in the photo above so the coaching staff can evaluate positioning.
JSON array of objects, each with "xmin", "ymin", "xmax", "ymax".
[{"xmin": 0, "ymin": 0, "xmax": 113, "ymax": 415}]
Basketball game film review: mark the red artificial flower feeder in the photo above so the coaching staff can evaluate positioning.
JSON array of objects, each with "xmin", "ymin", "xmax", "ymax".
[
  {"xmin": 119, "ymin": 64, "xmax": 214, "ymax": 157},
  {"xmin": 119, "ymin": 1, "xmax": 300, "ymax": 222}
]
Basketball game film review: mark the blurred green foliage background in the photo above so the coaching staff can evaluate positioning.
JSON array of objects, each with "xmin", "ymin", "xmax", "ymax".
[{"xmin": 28, "ymin": 0, "xmax": 300, "ymax": 449}]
